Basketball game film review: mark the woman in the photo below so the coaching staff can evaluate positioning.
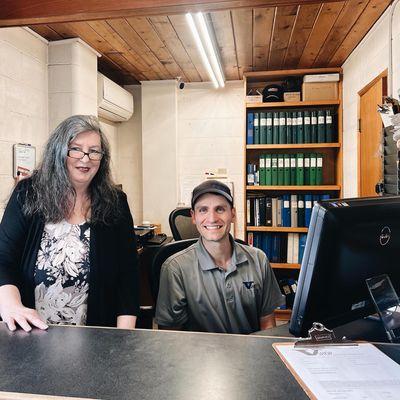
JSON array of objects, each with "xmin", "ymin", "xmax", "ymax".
[{"xmin": 0, "ymin": 115, "xmax": 139, "ymax": 331}]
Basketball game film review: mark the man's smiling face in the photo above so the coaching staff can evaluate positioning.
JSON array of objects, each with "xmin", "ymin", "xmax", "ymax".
[{"xmin": 191, "ymin": 193, "xmax": 235, "ymax": 243}]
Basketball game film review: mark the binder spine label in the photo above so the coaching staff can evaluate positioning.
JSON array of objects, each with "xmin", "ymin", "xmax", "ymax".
[{"xmin": 318, "ymin": 116, "xmax": 324, "ymax": 124}]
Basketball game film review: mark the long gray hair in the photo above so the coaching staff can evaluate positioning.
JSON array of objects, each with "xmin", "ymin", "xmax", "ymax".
[{"xmin": 22, "ymin": 115, "xmax": 120, "ymax": 225}]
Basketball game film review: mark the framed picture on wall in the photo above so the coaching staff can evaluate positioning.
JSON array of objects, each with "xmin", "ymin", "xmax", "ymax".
[{"xmin": 13, "ymin": 143, "xmax": 36, "ymax": 178}]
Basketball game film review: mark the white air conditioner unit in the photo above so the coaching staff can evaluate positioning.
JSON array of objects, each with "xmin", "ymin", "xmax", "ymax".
[{"xmin": 97, "ymin": 73, "xmax": 134, "ymax": 122}]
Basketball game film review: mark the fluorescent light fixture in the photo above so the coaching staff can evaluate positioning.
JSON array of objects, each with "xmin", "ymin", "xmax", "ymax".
[
  {"xmin": 186, "ymin": 12, "xmax": 224, "ymax": 89},
  {"xmin": 195, "ymin": 12, "xmax": 225, "ymax": 88}
]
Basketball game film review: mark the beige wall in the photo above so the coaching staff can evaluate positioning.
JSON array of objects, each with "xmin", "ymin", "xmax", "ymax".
[
  {"xmin": 342, "ymin": 4, "xmax": 400, "ymax": 197},
  {"xmin": 0, "ymin": 28, "xmax": 48, "ymax": 215}
]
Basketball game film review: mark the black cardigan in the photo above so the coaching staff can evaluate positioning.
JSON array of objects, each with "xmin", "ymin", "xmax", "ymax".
[{"xmin": 0, "ymin": 179, "xmax": 140, "ymax": 327}]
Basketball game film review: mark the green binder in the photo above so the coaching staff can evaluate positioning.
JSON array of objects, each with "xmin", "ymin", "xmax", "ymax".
[
  {"xmin": 277, "ymin": 154, "xmax": 284, "ymax": 185},
  {"xmin": 291, "ymin": 111, "xmax": 298, "ymax": 144},
  {"xmin": 304, "ymin": 110, "xmax": 311, "ymax": 143},
  {"xmin": 304, "ymin": 154, "xmax": 310, "ymax": 185},
  {"xmin": 311, "ymin": 110, "xmax": 318, "ymax": 143},
  {"xmin": 266, "ymin": 112, "xmax": 273, "ymax": 144},
  {"xmin": 290, "ymin": 155, "xmax": 296, "ymax": 185},
  {"xmin": 272, "ymin": 112, "xmax": 279, "ymax": 144},
  {"xmin": 254, "ymin": 112, "xmax": 260, "ymax": 144},
  {"xmin": 309, "ymin": 153, "xmax": 317, "ymax": 185},
  {"xmin": 297, "ymin": 111, "xmax": 304, "ymax": 144},
  {"xmin": 296, "ymin": 153, "xmax": 304, "ymax": 185},
  {"xmin": 259, "ymin": 154, "xmax": 266, "ymax": 185},
  {"xmin": 286, "ymin": 111, "xmax": 292, "ymax": 144},
  {"xmin": 325, "ymin": 110, "xmax": 334, "ymax": 142},
  {"xmin": 271, "ymin": 156, "xmax": 278, "ymax": 185},
  {"xmin": 260, "ymin": 112, "xmax": 267, "ymax": 144},
  {"xmin": 265, "ymin": 154, "xmax": 272, "ymax": 185},
  {"xmin": 279, "ymin": 111, "xmax": 286, "ymax": 144},
  {"xmin": 317, "ymin": 110, "xmax": 325, "ymax": 143},
  {"xmin": 316, "ymin": 153, "xmax": 323, "ymax": 185},
  {"xmin": 284, "ymin": 154, "xmax": 290, "ymax": 185}
]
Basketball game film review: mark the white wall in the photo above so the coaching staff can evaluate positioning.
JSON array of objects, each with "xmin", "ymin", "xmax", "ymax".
[
  {"xmin": 177, "ymin": 81, "xmax": 245, "ymax": 238},
  {"xmin": 48, "ymin": 38, "xmax": 99, "ymax": 131},
  {"xmin": 118, "ymin": 85, "xmax": 143, "ymax": 225},
  {"xmin": 99, "ymin": 118, "xmax": 119, "ymax": 181},
  {"xmin": 141, "ymin": 80, "xmax": 178, "ymax": 234},
  {"xmin": 0, "ymin": 28, "xmax": 48, "ymax": 214},
  {"xmin": 342, "ymin": 5, "xmax": 400, "ymax": 197}
]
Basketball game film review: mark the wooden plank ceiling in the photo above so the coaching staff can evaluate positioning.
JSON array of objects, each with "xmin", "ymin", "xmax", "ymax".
[{"xmin": 27, "ymin": 0, "xmax": 391, "ymax": 85}]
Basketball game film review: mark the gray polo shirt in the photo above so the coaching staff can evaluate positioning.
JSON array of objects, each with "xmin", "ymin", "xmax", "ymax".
[{"xmin": 155, "ymin": 237, "xmax": 284, "ymax": 334}]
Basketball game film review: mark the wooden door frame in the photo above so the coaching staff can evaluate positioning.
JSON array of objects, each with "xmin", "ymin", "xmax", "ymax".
[{"xmin": 357, "ymin": 69, "xmax": 388, "ymax": 196}]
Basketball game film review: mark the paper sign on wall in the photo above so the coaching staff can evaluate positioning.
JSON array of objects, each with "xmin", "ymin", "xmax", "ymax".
[{"xmin": 13, "ymin": 144, "xmax": 36, "ymax": 178}]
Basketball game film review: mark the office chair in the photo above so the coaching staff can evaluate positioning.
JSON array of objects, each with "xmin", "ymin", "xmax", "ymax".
[
  {"xmin": 151, "ymin": 237, "xmax": 248, "ymax": 305},
  {"xmin": 168, "ymin": 207, "xmax": 200, "ymax": 241},
  {"xmin": 151, "ymin": 238, "xmax": 198, "ymax": 304}
]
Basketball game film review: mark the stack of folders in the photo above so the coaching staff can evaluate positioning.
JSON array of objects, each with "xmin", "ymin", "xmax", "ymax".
[
  {"xmin": 247, "ymin": 153, "xmax": 323, "ymax": 186},
  {"xmin": 247, "ymin": 194, "xmax": 330, "ymax": 227},
  {"xmin": 247, "ymin": 109, "xmax": 335, "ymax": 145},
  {"xmin": 247, "ymin": 232, "xmax": 307, "ymax": 264}
]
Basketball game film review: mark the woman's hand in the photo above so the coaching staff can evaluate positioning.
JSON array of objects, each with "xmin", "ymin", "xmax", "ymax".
[{"xmin": 0, "ymin": 285, "xmax": 48, "ymax": 332}]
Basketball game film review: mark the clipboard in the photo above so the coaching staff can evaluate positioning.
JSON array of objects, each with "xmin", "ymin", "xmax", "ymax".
[{"xmin": 273, "ymin": 322, "xmax": 400, "ymax": 400}]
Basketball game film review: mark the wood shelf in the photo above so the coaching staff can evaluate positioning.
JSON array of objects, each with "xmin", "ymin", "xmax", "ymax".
[
  {"xmin": 271, "ymin": 263, "xmax": 301, "ymax": 270},
  {"xmin": 247, "ymin": 185, "xmax": 341, "ymax": 191},
  {"xmin": 247, "ymin": 226, "xmax": 308, "ymax": 233},
  {"xmin": 246, "ymin": 143, "xmax": 340, "ymax": 150},
  {"xmin": 246, "ymin": 100, "xmax": 340, "ymax": 109},
  {"xmin": 244, "ymin": 68, "xmax": 342, "ymax": 81}
]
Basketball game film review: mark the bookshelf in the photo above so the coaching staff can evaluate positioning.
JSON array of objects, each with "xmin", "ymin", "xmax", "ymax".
[{"xmin": 243, "ymin": 68, "xmax": 343, "ymax": 321}]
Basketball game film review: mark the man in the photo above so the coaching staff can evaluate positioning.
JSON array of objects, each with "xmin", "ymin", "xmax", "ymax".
[{"xmin": 155, "ymin": 180, "xmax": 284, "ymax": 334}]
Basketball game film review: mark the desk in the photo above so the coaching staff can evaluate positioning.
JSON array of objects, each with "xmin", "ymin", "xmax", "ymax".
[{"xmin": 0, "ymin": 324, "xmax": 307, "ymax": 400}]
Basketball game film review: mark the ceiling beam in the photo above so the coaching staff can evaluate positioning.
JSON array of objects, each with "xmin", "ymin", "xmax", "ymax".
[{"xmin": 1, "ymin": 0, "xmax": 346, "ymax": 27}]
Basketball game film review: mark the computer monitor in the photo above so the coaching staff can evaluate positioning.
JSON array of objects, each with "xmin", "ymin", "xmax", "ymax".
[{"xmin": 289, "ymin": 196, "xmax": 400, "ymax": 338}]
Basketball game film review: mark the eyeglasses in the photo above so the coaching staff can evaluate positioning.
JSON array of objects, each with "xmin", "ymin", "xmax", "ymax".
[{"xmin": 67, "ymin": 149, "xmax": 104, "ymax": 161}]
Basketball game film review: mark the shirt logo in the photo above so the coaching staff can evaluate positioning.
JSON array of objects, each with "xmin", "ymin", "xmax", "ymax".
[{"xmin": 243, "ymin": 281, "xmax": 254, "ymax": 289}]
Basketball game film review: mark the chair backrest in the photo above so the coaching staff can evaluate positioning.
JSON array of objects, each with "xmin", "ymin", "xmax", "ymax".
[
  {"xmin": 151, "ymin": 238, "xmax": 198, "ymax": 304},
  {"xmin": 169, "ymin": 207, "xmax": 200, "ymax": 241},
  {"xmin": 151, "ymin": 237, "xmax": 248, "ymax": 305}
]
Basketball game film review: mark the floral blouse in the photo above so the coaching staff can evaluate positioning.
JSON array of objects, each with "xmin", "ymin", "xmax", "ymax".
[{"xmin": 34, "ymin": 220, "xmax": 90, "ymax": 325}]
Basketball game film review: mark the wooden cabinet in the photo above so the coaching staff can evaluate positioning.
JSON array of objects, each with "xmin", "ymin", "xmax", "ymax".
[{"xmin": 243, "ymin": 68, "xmax": 343, "ymax": 320}]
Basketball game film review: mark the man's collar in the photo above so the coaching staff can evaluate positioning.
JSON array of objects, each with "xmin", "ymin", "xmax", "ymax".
[{"xmin": 195, "ymin": 235, "xmax": 248, "ymax": 271}]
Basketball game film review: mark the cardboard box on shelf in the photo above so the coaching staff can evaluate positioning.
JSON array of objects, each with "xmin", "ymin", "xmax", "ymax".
[
  {"xmin": 302, "ymin": 82, "xmax": 338, "ymax": 101},
  {"xmin": 283, "ymin": 92, "xmax": 301, "ymax": 102},
  {"xmin": 245, "ymin": 94, "xmax": 263, "ymax": 103}
]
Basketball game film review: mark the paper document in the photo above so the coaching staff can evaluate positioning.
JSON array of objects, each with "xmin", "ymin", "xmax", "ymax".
[{"xmin": 274, "ymin": 343, "xmax": 400, "ymax": 399}]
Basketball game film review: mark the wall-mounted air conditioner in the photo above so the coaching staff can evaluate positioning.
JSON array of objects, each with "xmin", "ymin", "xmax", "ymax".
[{"xmin": 97, "ymin": 73, "xmax": 134, "ymax": 122}]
